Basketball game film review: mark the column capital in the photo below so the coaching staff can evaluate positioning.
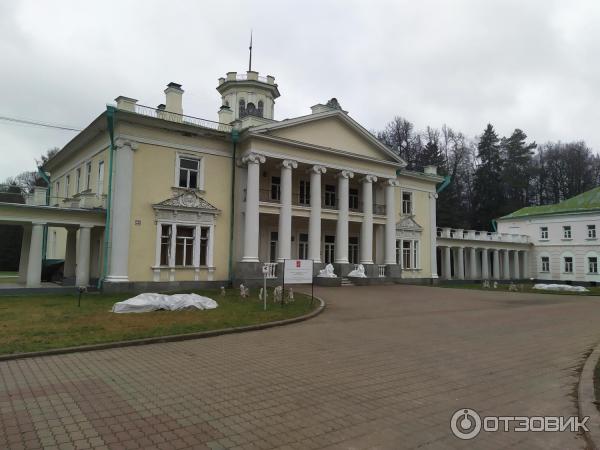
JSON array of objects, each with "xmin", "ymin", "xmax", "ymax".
[
  {"xmin": 280, "ymin": 159, "xmax": 298, "ymax": 169},
  {"xmin": 31, "ymin": 221, "xmax": 47, "ymax": 226},
  {"xmin": 79, "ymin": 224, "xmax": 94, "ymax": 229},
  {"xmin": 386, "ymin": 179, "xmax": 400, "ymax": 187},
  {"xmin": 337, "ymin": 170, "xmax": 354, "ymax": 179},
  {"xmin": 362, "ymin": 174, "xmax": 378, "ymax": 183},
  {"xmin": 241, "ymin": 152, "xmax": 266, "ymax": 165},
  {"xmin": 114, "ymin": 138, "xmax": 139, "ymax": 151},
  {"xmin": 308, "ymin": 165, "xmax": 327, "ymax": 175}
]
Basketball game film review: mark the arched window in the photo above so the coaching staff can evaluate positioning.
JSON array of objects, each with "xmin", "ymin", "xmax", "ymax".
[
  {"xmin": 246, "ymin": 102, "xmax": 256, "ymax": 116},
  {"xmin": 257, "ymin": 100, "xmax": 264, "ymax": 117},
  {"xmin": 239, "ymin": 99, "xmax": 246, "ymax": 117}
]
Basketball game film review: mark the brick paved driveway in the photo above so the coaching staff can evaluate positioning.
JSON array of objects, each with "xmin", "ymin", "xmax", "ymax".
[{"xmin": 2, "ymin": 285, "xmax": 600, "ymax": 449}]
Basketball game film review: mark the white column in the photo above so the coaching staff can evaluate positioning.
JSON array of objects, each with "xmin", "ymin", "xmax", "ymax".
[
  {"xmin": 522, "ymin": 251, "xmax": 529, "ymax": 278},
  {"xmin": 384, "ymin": 179, "xmax": 400, "ymax": 265},
  {"xmin": 335, "ymin": 170, "xmax": 354, "ymax": 264},
  {"xmin": 241, "ymin": 153, "xmax": 265, "ymax": 262},
  {"xmin": 493, "ymin": 249, "xmax": 500, "ymax": 280},
  {"xmin": 469, "ymin": 247, "xmax": 477, "ymax": 280},
  {"xmin": 360, "ymin": 175, "xmax": 377, "ymax": 264},
  {"xmin": 26, "ymin": 222, "xmax": 45, "ymax": 287},
  {"xmin": 481, "ymin": 248, "xmax": 489, "ymax": 279},
  {"xmin": 106, "ymin": 139, "xmax": 137, "ymax": 282},
  {"xmin": 18, "ymin": 225, "xmax": 31, "ymax": 283},
  {"xmin": 443, "ymin": 246, "xmax": 452, "ymax": 279},
  {"xmin": 503, "ymin": 250, "xmax": 511, "ymax": 280},
  {"xmin": 456, "ymin": 247, "xmax": 465, "ymax": 280},
  {"xmin": 430, "ymin": 192, "xmax": 438, "ymax": 278},
  {"xmin": 278, "ymin": 159, "xmax": 297, "ymax": 261},
  {"xmin": 76, "ymin": 225, "xmax": 92, "ymax": 287},
  {"xmin": 308, "ymin": 165, "xmax": 326, "ymax": 263},
  {"xmin": 513, "ymin": 250, "xmax": 520, "ymax": 279},
  {"xmin": 63, "ymin": 227, "xmax": 77, "ymax": 279}
]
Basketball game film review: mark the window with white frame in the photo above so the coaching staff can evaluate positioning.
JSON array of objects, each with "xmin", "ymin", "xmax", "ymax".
[
  {"xmin": 349, "ymin": 188, "xmax": 359, "ymax": 210},
  {"xmin": 270, "ymin": 176, "xmax": 281, "ymax": 201},
  {"xmin": 589, "ymin": 256, "xmax": 598, "ymax": 274},
  {"xmin": 299, "ymin": 180, "xmax": 310, "ymax": 205},
  {"xmin": 158, "ymin": 224, "xmax": 211, "ymax": 267},
  {"xmin": 75, "ymin": 168, "xmax": 81, "ymax": 193},
  {"xmin": 402, "ymin": 191, "xmax": 413, "ymax": 215},
  {"xmin": 563, "ymin": 225, "xmax": 572, "ymax": 239},
  {"xmin": 64, "ymin": 175, "xmax": 70, "ymax": 198},
  {"xmin": 541, "ymin": 256, "xmax": 550, "ymax": 272},
  {"xmin": 178, "ymin": 157, "xmax": 201, "ymax": 189},
  {"xmin": 86, "ymin": 161, "xmax": 92, "ymax": 190},
  {"xmin": 298, "ymin": 233, "xmax": 308, "ymax": 260},
  {"xmin": 563, "ymin": 256, "xmax": 573, "ymax": 273},
  {"xmin": 324, "ymin": 185, "xmax": 336, "ymax": 208},
  {"xmin": 540, "ymin": 226, "xmax": 548, "ymax": 240},
  {"xmin": 588, "ymin": 224, "xmax": 597, "ymax": 239},
  {"xmin": 55, "ymin": 182, "xmax": 60, "ymax": 201},
  {"xmin": 269, "ymin": 231, "xmax": 278, "ymax": 262},
  {"xmin": 97, "ymin": 161, "xmax": 105, "ymax": 194},
  {"xmin": 397, "ymin": 239, "xmax": 419, "ymax": 269}
]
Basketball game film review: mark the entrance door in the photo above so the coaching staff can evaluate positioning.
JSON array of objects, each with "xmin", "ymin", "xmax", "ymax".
[
  {"xmin": 348, "ymin": 236, "xmax": 359, "ymax": 264},
  {"xmin": 298, "ymin": 233, "xmax": 309, "ymax": 260},
  {"xmin": 324, "ymin": 235, "xmax": 335, "ymax": 264}
]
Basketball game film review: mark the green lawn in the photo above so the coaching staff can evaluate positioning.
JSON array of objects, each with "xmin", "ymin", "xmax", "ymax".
[
  {"xmin": 0, "ymin": 271, "xmax": 18, "ymax": 284},
  {"xmin": 436, "ymin": 282, "xmax": 600, "ymax": 296},
  {"xmin": 0, "ymin": 289, "xmax": 317, "ymax": 355}
]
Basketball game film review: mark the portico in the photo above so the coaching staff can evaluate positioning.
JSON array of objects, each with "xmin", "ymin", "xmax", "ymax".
[
  {"xmin": 436, "ymin": 227, "xmax": 531, "ymax": 281},
  {"xmin": 0, "ymin": 201, "xmax": 105, "ymax": 288},
  {"xmin": 237, "ymin": 151, "xmax": 404, "ymax": 280}
]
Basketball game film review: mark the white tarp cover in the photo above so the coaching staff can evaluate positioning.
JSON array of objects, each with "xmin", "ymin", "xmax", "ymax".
[
  {"xmin": 112, "ymin": 293, "xmax": 218, "ymax": 313},
  {"xmin": 532, "ymin": 283, "xmax": 589, "ymax": 293}
]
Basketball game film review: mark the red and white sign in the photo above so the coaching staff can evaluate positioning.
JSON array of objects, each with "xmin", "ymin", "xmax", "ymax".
[{"xmin": 283, "ymin": 260, "xmax": 313, "ymax": 284}]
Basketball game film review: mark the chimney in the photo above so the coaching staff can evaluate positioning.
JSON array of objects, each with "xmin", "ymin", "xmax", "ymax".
[
  {"xmin": 424, "ymin": 165, "xmax": 438, "ymax": 175},
  {"xmin": 218, "ymin": 104, "xmax": 234, "ymax": 124},
  {"xmin": 310, "ymin": 104, "xmax": 330, "ymax": 114},
  {"xmin": 114, "ymin": 96, "xmax": 138, "ymax": 112},
  {"xmin": 164, "ymin": 82, "xmax": 184, "ymax": 115}
]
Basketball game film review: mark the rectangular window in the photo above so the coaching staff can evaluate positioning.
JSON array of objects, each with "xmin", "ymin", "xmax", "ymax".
[
  {"xmin": 402, "ymin": 191, "xmax": 413, "ymax": 215},
  {"xmin": 270, "ymin": 176, "xmax": 281, "ymax": 201},
  {"xmin": 348, "ymin": 236, "xmax": 359, "ymax": 264},
  {"xmin": 324, "ymin": 185, "xmax": 336, "ymax": 208},
  {"xmin": 402, "ymin": 241, "xmax": 411, "ymax": 269},
  {"xmin": 97, "ymin": 161, "xmax": 105, "ymax": 194},
  {"xmin": 269, "ymin": 231, "xmax": 278, "ymax": 262},
  {"xmin": 178, "ymin": 157, "xmax": 200, "ymax": 189},
  {"xmin": 298, "ymin": 233, "xmax": 308, "ymax": 260},
  {"xmin": 199, "ymin": 227, "xmax": 209, "ymax": 266},
  {"xmin": 541, "ymin": 256, "xmax": 550, "ymax": 272},
  {"xmin": 75, "ymin": 168, "xmax": 81, "ymax": 193},
  {"xmin": 299, "ymin": 180, "xmax": 310, "ymax": 206},
  {"xmin": 589, "ymin": 257, "xmax": 598, "ymax": 274},
  {"xmin": 86, "ymin": 162, "xmax": 92, "ymax": 190},
  {"xmin": 564, "ymin": 256, "xmax": 573, "ymax": 273},
  {"xmin": 175, "ymin": 226, "xmax": 195, "ymax": 266},
  {"xmin": 413, "ymin": 241, "xmax": 419, "ymax": 269},
  {"xmin": 324, "ymin": 235, "xmax": 335, "ymax": 264},
  {"xmin": 65, "ymin": 175, "xmax": 70, "ymax": 198},
  {"xmin": 55, "ymin": 182, "xmax": 60, "ymax": 201},
  {"xmin": 349, "ymin": 188, "xmax": 359, "ymax": 210},
  {"xmin": 396, "ymin": 240, "xmax": 401, "ymax": 265},
  {"xmin": 588, "ymin": 224, "xmax": 597, "ymax": 239},
  {"xmin": 563, "ymin": 225, "xmax": 572, "ymax": 239},
  {"xmin": 540, "ymin": 226, "xmax": 548, "ymax": 240},
  {"xmin": 160, "ymin": 224, "xmax": 172, "ymax": 266}
]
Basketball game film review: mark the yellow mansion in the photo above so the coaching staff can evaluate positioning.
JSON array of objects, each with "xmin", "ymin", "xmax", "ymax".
[{"xmin": 2, "ymin": 69, "xmax": 444, "ymax": 291}]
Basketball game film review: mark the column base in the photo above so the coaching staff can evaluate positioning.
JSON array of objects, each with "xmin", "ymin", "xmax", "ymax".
[
  {"xmin": 104, "ymin": 275, "xmax": 129, "ymax": 283},
  {"xmin": 241, "ymin": 257, "xmax": 260, "ymax": 263}
]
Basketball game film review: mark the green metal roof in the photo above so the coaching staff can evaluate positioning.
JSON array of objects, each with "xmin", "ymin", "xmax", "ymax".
[{"xmin": 499, "ymin": 186, "xmax": 600, "ymax": 219}]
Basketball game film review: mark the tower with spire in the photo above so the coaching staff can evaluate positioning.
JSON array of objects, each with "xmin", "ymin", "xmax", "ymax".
[{"xmin": 216, "ymin": 34, "xmax": 280, "ymax": 125}]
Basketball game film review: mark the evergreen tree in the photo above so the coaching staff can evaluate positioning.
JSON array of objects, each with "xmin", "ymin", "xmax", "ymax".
[
  {"xmin": 472, "ymin": 124, "xmax": 504, "ymax": 229},
  {"xmin": 501, "ymin": 129, "xmax": 536, "ymax": 212}
]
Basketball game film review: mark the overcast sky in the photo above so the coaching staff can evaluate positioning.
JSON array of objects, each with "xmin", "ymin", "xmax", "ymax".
[{"xmin": 1, "ymin": 0, "xmax": 599, "ymax": 180}]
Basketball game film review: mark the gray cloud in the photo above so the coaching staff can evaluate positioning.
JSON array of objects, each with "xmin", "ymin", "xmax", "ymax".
[{"xmin": 1, "ymin": 0, "xmax": 599, "ymax": 179}]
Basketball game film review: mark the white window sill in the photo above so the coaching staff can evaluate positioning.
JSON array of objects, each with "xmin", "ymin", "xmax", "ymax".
[
  {"xmin": 561, "ymin": 238, "xmax": 572, "ymax": 241},
  {"xmin": 586, "ymin": 238, "xmax": 597, "ymax": 241},
  {"xmin": 152, "ymin": 266, "xmax": 215, "ymax": 270},
  {"xmin": 539, "ymin": 238, "xmax": 549, "ymax": 242},
  {"xmin": 172, "ymin": 186, "xmax": 205, "ymax": 194}
]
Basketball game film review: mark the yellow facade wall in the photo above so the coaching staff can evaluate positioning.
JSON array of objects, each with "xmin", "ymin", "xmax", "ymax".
[{"xmin": 127, "ymin": 142, "xmax": 232, "ymax": 282}]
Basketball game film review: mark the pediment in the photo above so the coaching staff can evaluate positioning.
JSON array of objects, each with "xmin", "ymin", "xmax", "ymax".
[
  {"xmin": 153, "ymin": 191, "xmax": 219, "ymax": 213},
  {"xmin": 396, "ymin": 215, "xmax": 422, "ymax": 231},
  {"xmin": 251, "ymin": 111, "xmax": 405, "ymax": 165}
]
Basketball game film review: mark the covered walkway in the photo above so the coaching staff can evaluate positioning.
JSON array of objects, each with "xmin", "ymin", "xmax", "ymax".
[{"xmin": 0, "ymin": 202, "xmax": 105, "ymax": 288}]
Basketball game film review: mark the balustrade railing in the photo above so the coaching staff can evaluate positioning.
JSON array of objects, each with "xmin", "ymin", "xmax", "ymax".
[
  {"xmin": 378, "ymin": 265, "xmax": 387, "ymax": 277},
  {"xmin": 436, "ymin": 227, "xmax": 530, "ymax": 243},
  {"xmin": 134, "ymin": 104, "xmax": 232, "ymax": 132}
]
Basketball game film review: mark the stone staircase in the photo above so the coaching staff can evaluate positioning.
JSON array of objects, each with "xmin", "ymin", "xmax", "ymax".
[{"xmin": 341, "ymin": 277, "xmax": 354, "ymax": 287}]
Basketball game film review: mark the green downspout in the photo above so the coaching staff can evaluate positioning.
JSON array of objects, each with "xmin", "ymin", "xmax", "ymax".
[
  {"xmin": 99, "ymin": 106, "xmax": 117, "ymax": 289},
  {"xmin": 436, "ymin": 175, "xmax": 451, "ymax": 193},
  {"xmin": 37, "ymin": 167, "xmax": 51, "ymax": 261},
  {"xmin": 228, "ymin": 129, "xmax": 240, "ymax": 285}
]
